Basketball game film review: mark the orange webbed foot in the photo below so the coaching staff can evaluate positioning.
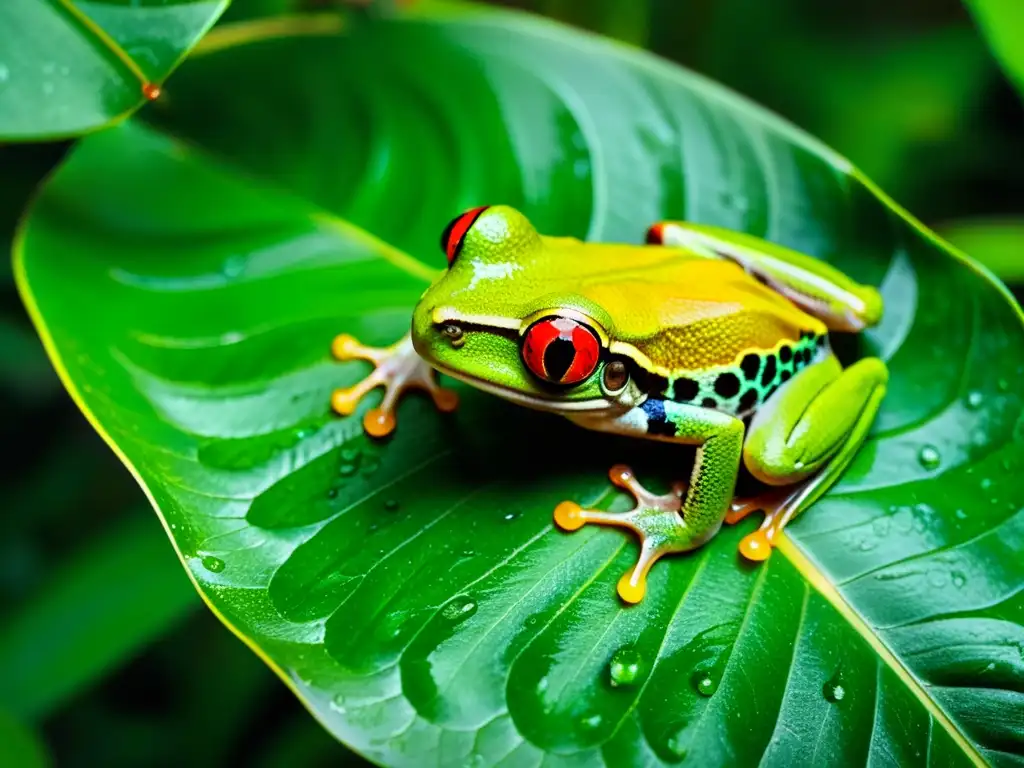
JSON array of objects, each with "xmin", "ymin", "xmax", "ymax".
[
  {"xmin": 725, "ymin": 487, "xmax": 805, "ymax": 562},
  {"xmin": 554, "ymin": 465, "xmax": 688, "ymax": 605},
  {"xmin": 330, "ymin": 333, "xmax": 458, "ymax": 438}
]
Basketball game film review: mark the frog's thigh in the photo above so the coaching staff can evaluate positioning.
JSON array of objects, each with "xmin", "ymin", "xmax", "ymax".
[{"xmin": 743, "ymin": 355, "xmax": 889, "ymax": 486}]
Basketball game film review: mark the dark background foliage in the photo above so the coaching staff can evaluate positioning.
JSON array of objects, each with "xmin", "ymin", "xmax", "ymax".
[{"xmin": 2, "ymin": 0, "xmax": 1022, "ymax": 764}]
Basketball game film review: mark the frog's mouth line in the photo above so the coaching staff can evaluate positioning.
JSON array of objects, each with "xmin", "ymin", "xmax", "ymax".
[{"xmin": 429, "ymin": 362, "xmax": 620, "ymax": 415}]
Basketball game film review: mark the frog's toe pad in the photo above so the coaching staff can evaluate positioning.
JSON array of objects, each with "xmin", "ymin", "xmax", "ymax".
[
  {"xmin": 725, "ymin": 488, "xmax": 802, "ymax": 562},
  {"xmin": 553, "ymin": 465, "xmax": 688, "ymax": 604},
  {"xmin": 329, "ymin": 333, "xmax": 457, "ymax": 438}
]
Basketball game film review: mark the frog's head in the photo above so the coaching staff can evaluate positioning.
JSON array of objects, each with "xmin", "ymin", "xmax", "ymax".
[{"xmin": 411, "ymin": 205, "xmax": 645, "ymax": 415}]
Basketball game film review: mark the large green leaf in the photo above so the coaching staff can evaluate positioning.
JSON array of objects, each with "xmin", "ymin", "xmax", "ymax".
[
  {"xmin": 17, "ymin": 6, "xmax": 1024, "ymax": 766},
  {"xmin": 967, "ymin": 0, "xmax": 1024, "ymax": 99},
  {"xmin": 0, "ymin": 0, "xmax": 228, "ymax": 140}
]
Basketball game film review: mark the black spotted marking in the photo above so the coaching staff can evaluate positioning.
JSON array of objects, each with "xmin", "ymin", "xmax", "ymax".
[
  {"xmin": 761, "ymin": 356, "xmax": 777, "ymax": 386},
  {"xmin": 802, "ymin": 347, "xmax": 813, "ymax": 365},
  {"xmin": 738, "ymin": 388, "xmax": 759, "ymax": 412},
  {"xmin": 701, "ymin": 397, "xmax": 718, "ymax": 409},
  {"xmin": 779, "ymin": 345, "xmax": 792, "ymax": 364},
  {"xmin": 543, "ymin": 338, "xmax": 576, "ymax": 382},
  {"xmin": 642, "ymin": 399, "xmax": 676, "ymax": 437},
  {"xmin": 673, "ymin": 377, "xmax": 700, "ymax": 402},
  {"xmin": 740, "ymin": 353, "xmax": 761, "ymax": 380},
  {"xmin": 648, "ymin": 372, "xmax": 670, "ymax": 398},
  {"xmin": 817, "ymin": 334, "xmax": 827, "ymax": 347},
  {"xmin": 780, "ymin": 370, "xmax": 791, "ymax": 383},
  {"xmin": 800, "ymin": 330, "xmax": 813, "ymax": 340},
  {"xmin": 714, "ymin": 372, "xmax": 741, "ymax": 398}
]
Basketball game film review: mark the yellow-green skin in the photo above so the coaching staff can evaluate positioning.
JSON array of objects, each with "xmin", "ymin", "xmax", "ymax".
[{"xmin": 410, "ymin": 206, "xmax": 888, "ymax": 600}]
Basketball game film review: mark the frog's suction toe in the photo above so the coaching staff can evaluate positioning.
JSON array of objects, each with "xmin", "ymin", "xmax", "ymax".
[{"xmin": 329, "ymin": 333, "xmax": 457, "ymax": 438}]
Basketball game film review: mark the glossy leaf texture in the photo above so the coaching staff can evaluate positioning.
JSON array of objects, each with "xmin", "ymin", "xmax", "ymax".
[
  {"xmin": 17, "ymin": 6, "xmax": 1024, "ymax": 767},
  {"xmin": 0, "ymin": 0, "xmax": 228, "ymax": 140},
  {"xmin": 967, "ymin": 0, "xmax": 1024, "ymax": 100}
]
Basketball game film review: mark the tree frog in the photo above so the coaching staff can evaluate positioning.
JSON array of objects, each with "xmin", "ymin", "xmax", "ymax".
[{"xmin": 330, "ymin": 206, "xmax": 887, "ymax": 603}]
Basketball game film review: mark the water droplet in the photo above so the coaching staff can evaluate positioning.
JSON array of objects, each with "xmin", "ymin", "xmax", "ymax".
[
  {"xmin": 823, "ymin": 680, "xmax": 846, "ymax": 703},
  {"xmin": 955, "ymin": 508, "xmax": 967, "ymax": 520},
  {"xmin": 503, "ymin": 511, "xmax": 520, "ymax": 522},
  {"xmin": 998, "ymin": 378, "xmax": 1009, "ymax": 392},
  {"xmin": 327, "ymin": 488, "xmax": 338, "ymax": 499},
  {"xmin": 341, "ymin": 447, "xmax": 360, "ymax": 462},
  {"xmin": 981, "ymin": 477, "xmax": 993, "ymax": 491},
  {"xmin": 536, "ymin": 676, "xmax": 549, "ymax": 694},
  {"xmin": 692, "ymin": 669, "xmax": 718, "ymax": 697},
  {"xmin": 918, "ymin": 445, "xmax": 941, "ymax": 470},
  {"xmin": 384, "ymin": 499, "xmax": 400, "ymax": 511},
  {"xmin": 966, "ymin": 391, "xmax": 984, "ymax": 410},
  {"xmin": 951, "ymin": 571, "xmax": 967, "ymax": 589},
  {"xmin": 339, "ymin": 463, "xmax": 357, "ymax": 477},
  {"xmin": 579, "ymin": 713, "xmax": 602, "ymax": 730},
  {"xmin": 461, "ymin": 549, "xmax": 476, "ymax": 558},
  {"xmin": 857, "ymin": 538, "xmax": 875, "ymax": 552},
  {"xmin": 441, "ymin": 596, "xmax": 477, "ymax": 622},
  {"xmin": 201, "ymin": 555, "xmax": 225, "ymax": 573},
  {"xmin": 329, "ymin": 693, "xmax": 346, "ymax": 714},
  {"xmin": 666, "ymin": 733, "xmax": 687, "ymax": 758},
  {"xmin": 222, "ymin": 255, "xmax": 244, "ymax": 277},
  {"xmin": 872, "ymin": 517, "xmax": 891, "ymax": 536},
  {"xmin": 609, "ymin": 647, "xmax": 642, "ymax": 687},
  {"xmin": 362, "ymin": 458, "xmax": 381, "ymax": 474}
]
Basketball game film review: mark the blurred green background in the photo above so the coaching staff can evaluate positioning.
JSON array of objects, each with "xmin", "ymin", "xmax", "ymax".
[{"xmin": 3, "ymin": 0, "xmax": 1023, "ymax": 764}]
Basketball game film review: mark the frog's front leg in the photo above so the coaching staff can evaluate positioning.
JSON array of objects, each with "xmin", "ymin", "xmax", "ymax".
[
  {"xmin": 330, "ymin": 332, "xmax": 458, "ymax": 437},
  {"xmin": 554, "ymin": 402, "xmax": 744, "ymax": 604},
  {"xmin": 729, "ymin": 354, "xmax": 888, "ymax": 558}
]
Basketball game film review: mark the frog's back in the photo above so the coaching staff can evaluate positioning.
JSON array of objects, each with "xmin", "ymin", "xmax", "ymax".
[{"xmin": 567, "ymin": 243, "xmax": 830, "ymax": 414}]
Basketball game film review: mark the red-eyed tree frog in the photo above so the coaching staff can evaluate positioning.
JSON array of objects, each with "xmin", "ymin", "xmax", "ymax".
[{"xmin": 330, "ymin": 206, "xmax": 887, "ymax": 603}]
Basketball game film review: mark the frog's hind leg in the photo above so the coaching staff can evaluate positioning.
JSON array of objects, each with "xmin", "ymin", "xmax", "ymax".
[
  {"xmin": 331, "ymin": 333, "xmax": 458, "ymax": 438},
  {"xmin": 730, "ymin": 355, "xmax": 888, "ymax": 560}
]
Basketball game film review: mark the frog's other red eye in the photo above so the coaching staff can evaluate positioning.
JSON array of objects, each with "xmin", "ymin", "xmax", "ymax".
[
  {"xmin": 522, "ymin": 316, "xmax": 601, "ymax": 385},
  {"xmin": 440, "ymin": 206, "xmax": 490, "ymax": 266}
]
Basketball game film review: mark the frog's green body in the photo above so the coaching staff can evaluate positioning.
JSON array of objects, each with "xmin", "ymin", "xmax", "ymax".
[{"xmin": 331, "ymin": 206, "xmax": 888, "ymax": 603}]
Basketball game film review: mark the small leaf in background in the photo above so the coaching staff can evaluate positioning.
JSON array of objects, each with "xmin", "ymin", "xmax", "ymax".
[
  {"xmin": 0, "ymin": 515, "xmax": 196, "ymax": 720},
  {"xmin": 967, "ymin": 0, "xmax": 1024, "ymax": 98},
  {"xmin": 0, "ymin": 710, "xmax": 49, "ymax": 768},
  {"xmin": 0, "ymin": 0, "xmax": 228, "ymax": 140},
  {"xmin": 16, "ymin": 6, "xmax": 1024, "ymax": 766},
  {"xmin": 940, "ymin": 217, "xmax": 1024, "ymax": 283}
]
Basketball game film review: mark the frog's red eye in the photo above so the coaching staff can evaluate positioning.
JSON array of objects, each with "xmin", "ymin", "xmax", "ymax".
[
  {"xmin": 522, "ymin": 316, "xmax": 601, "ymax": 385},
  {"xmin": 440, "ymin": 206, "xmax": 490, "ymax": 266}
]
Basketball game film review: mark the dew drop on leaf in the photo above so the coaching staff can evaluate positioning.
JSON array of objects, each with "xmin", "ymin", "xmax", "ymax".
[
  {"xmin": 362, "ymin": 458, "xmax": 381, "ymax": 475},
  {"xmin": 201, "ymin": 555, "xmax": 225, "ymax": 573},
  {"xmin": 384, "ymin": 499, "xmax": 400, "ymax": 511},
  {"xmin": 917, "ymin": 445, "xmax": 941, "ymax": 470},
  {"xmin": 341, "ymin": 447, "xmax": 361, "ymax": 462},
  {"xmin": 951, "ymin": 571, "xmax": 967, "ymax": 588},
  {"xmin": 666, "ymin": 733, "xmax": 687, "ymax": 759},
  {"xmin": 966, "ymin": 390, "xmax": 984, "ymax": 409},
  {"xmin": 441, "ymin": 596, "xmax": 477, "ymax": 622},
  {"xmin": 823, "ymin": 676, "xmax": 846, "ymax": 704},
  {"xmin": 327, "ymin": 488, "xmax": 338, "ymax": 499},
  {"xmin": 329, "ymin": 694, "xmax": 346, "ymax": 714},
  {"xmin": 222, "ymin": 255, "xmax": 244, "ymax": 277},
  {"xmin": 579, "ymin": 713, "xmax": 602, "ymax": 730},
  {"xmin": 980, "ymin": 477, "xmax": 993, "ymax": 490},
  {"xmin": 503, "ymin": 511, "xmax": 520, "ymax": 521},
  {"xmin": 339, "ymin": 463, "xmax": 357, "ymax": 477},
  {"xmin": 691, "ymin": 669, "xmax": 718, "ymax": 697},
  {"xmin": 609, "ymin": 647, "xmax": 642, "ymax": 687}
]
